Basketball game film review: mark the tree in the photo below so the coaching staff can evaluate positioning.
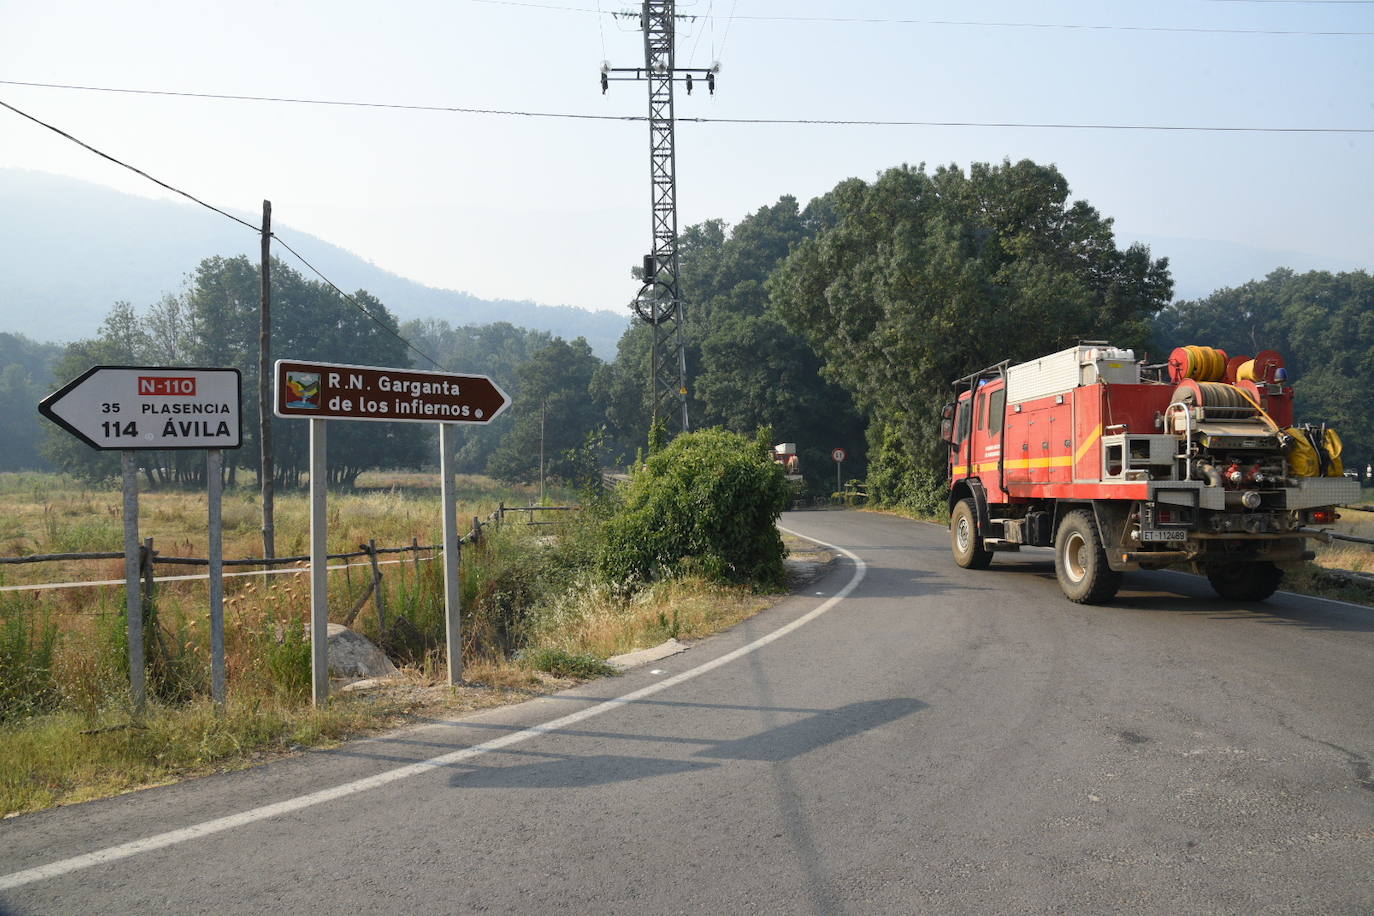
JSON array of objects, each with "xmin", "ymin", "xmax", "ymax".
[
  {"xmin": 601, "ymin": 196, "xmax": 866, "ymax": 486},
  {"xmin": 400, "ymin": 319, "xmax": 553, "ymax": 473},
  {"xmin": 45, "ymin": 258, "xmax": 424, "ymax": 487},
  {"xmin": 487, "ymin": 337, "xmax": 606, "ymax": 486},
  {"xmin": 181, "ymin": 255, "xmax": 426, "ymax": 487},
  {"xmin": 768, "ymin": 160, "xmax": 1172, "ymax": 505},
  {"xmin": 1155, "ymin": 268, "xmax": 1374, "ymax": 470},
  {"xmin": 0, "ymin": 333, "xmax": 62, "ymax": 471}
]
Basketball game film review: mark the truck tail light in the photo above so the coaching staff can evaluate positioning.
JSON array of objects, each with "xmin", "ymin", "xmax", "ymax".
[
  {"xmin": 1308, "ymin": 508, "xmax": 1338, "ymax": 525},
  {"xmin": 1157, "ymin": 509, "xmax": 1173, "ymax": 524}
]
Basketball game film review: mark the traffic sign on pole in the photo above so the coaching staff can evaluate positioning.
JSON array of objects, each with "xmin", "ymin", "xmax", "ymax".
[
  {"xmin": 38, "ymin": 366, "xmax": 243, "ymax": 451},
  {"xmin": 37, "ymin": 365, "xmax": 242, "ymax": 714},
  {"xmin": 275, "ymin": 359, "xmax": 510, "ymax": 424},
  {"xmin": 274, "ymin": 358, "xmax": 510, "ymax": 703}
]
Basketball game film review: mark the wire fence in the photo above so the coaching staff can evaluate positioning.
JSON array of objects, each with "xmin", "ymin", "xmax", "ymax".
[{"xmin": 0, "ymin": 502, "xmax": 579, "ymax": 594}]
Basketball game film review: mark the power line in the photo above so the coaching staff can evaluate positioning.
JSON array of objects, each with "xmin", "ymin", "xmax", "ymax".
[
  {"xmin": 270, "ymin": 236, "xmax": 446, "ymax": 370},
  {"xmin": 1204, "ymin": 0, "xmax": 1374, "ymax": 4},
  {"xmin": 0, "ymin": 98, "xmax": 260, "ymax": 233},
  {"xmin": 0, "ymin": 96, "xmax": 447, "ymax": 372},
  {"xmin": 723, "ymin": 14, "xmax": 1373, "ymax": 37},
  {"xmin": 680, "ymin": 114, "xmax": 1374, "ymax": 133},
  {"xmin": 687, "ymin": 0, "xmax": 715, "ymax": 66},
  {"xmin": 4, "ymin": 80, "xmax": 1372, "ymax": 134},
  {"xmin": 718, "ymin": 0, "xmax": 740, "ymax": 59},
  {"xmin": 595, "ymin": 0, "xmax": 608, "ymax": 61},
  {"xmin": 0, "ymin": 80, "xmax": 642, "ymax": 122},
  {"xmin": 461, "ymin": 0, "xmax": 1374, "ymax": 36}
]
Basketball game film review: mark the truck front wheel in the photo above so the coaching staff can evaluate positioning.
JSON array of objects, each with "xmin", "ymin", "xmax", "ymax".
[
  {"xmin": 951, "ymin": 498, "xmax": 993, "ymax": 569},
  {"xmin": 1206, "ymin": 561, "xmax": 1283, "ymax": 602},
  {"xmin": 1054, "ymin": 509, "xmax": 1122, "ymax": 604}
]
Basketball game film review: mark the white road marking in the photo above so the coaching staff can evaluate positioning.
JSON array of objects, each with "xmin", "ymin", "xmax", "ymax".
[{"xmin": 0, "ymin": 525, "xmax": 863, "ymax": 892}]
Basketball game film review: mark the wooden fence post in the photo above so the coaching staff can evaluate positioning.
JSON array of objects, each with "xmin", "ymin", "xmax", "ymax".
[{"xmin": 366, "ymin": 538, "xmax": 386, "ymax": 633}]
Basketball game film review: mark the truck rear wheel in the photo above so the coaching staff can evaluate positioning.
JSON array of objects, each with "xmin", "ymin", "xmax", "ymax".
[
  {"xmin": 1206, "ymin": 561, "xmax": 1283, "ymax": 602},
  {"xmin": 1054, "ymin": 509, "xmax": 1122, "ymax": 604},
  {"xmin": 951, "ymin": 498, "xmax": 993, "ymax": 569}
]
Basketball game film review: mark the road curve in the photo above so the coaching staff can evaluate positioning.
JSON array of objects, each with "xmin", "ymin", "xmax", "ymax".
[{"xmin": 2, "ymin": 509, "xmax": 1372, "ymax": 914}]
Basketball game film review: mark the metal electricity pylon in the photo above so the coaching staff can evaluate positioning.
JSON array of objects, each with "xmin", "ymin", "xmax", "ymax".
[{"xmin": 602, "ymin": 0, "xmax": 717, "ymax": 435}]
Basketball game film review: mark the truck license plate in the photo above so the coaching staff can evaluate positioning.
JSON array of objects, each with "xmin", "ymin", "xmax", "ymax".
[{"xmin": 1141, "ymin": 529, "xmax": 1188, "ymax": 543}]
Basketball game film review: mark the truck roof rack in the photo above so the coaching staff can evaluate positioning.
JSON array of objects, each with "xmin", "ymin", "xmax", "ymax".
[{"xmin": 951, "ymin": 360, "xmax": 1010, "ymax": 393}]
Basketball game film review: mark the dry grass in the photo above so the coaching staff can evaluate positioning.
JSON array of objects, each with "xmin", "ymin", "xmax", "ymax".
[
  {"xmin": 0, "ymin": 675, "xmax": 568, "ymax": 815},
  {"xmin": 0, "ymin": 471, "xmax": 823, "ymax": 815},
  {"xmin": 1312, "ymin": 503, "xmax": 1374, "ymax": 575},
  {"xmin": 0, "ymin": 470, "xmax": 544, "ymax": 585}
]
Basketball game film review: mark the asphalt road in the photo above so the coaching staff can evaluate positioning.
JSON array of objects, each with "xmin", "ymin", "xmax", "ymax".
[{"xmin": 3, "ymin": 510, "xmax": 1372, "ymax": 915}]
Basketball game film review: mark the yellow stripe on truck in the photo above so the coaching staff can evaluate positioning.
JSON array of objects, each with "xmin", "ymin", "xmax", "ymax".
[
  {"xmin": 972, "ymin": 456, "xmax": 1073, "ymax": 472},
  {"xmin": 1074, "ymin": 426, "xmax": 1102, "ymax": 466}
]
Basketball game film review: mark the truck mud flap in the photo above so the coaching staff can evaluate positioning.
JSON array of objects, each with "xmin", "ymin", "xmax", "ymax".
[{"xmin": 1091, "ymin": 501, "xmax": 1137, "ymax": 572}]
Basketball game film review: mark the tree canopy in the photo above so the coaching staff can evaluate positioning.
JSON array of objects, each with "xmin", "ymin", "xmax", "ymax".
[
  {"xmin": 43, "ymin": 257, "xmax": 423, "ymax": 486},
  {"xmin": 0, "ymin": 333, "xmax": 61, "ymax": 471},
  {"xmin": 599, "ymin": 196, "xmax": 865, "ymax": 487},
  {"xmin": 768, "ymin": 159, "xmax": 1173, "ymax": 501},
  {"xmin": 1155, "ymin": 268, "xmax": 1374, "ymax": 469}
]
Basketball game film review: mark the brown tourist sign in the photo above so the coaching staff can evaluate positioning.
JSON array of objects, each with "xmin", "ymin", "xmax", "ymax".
[{"xmin": 274, "ymin": 359, "xmax": 510, "ymax": 424}]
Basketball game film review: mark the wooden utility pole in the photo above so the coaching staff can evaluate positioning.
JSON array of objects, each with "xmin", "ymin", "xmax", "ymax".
[{"xmin": 259, "ymin": 200, "xmax": 275, "ymax": 559}]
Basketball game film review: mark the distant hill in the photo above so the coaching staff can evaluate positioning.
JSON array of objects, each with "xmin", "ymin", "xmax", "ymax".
[{"xmin": 0, "ymin": 169, "xmax": 629, "ymax": 359}]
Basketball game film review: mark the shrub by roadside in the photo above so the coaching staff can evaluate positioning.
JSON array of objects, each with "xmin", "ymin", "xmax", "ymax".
[{"xmin": 597, "ymin": 428, "xmax": 792, "ymax": 589}]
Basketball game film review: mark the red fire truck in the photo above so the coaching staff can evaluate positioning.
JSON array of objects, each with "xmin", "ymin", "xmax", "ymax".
[{"xmin": 941, "ymin": 342, "xmax": 1359, "ymax": 603}]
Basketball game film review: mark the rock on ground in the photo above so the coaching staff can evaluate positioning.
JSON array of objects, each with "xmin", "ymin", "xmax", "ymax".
[{"xmin": 327, "ymin": 623, "xmax": 399, "ymax": 679}]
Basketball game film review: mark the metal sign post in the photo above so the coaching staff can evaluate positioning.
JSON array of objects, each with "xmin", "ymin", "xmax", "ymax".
[
  {"xmin": 439, "ymin": 423, "xmax": 462, "ymax": 686},
  {"xmin": 39, "ymin": 366, "xmax": 242, "ymax": 714},
  {"xmin": 275, "ymin": 359, "xmax": 509, "ymax": 701},
  {"xmin": 121, "ymin": 451, "xmax": 145, "ymax": 713},
  {"xmin": 831, "ymin": 447, "xmax": 847, "ymax": 496},
  {"xmin": 309, "ymin": 419, "xmax": 330, "ymax": 706},
  {"xmin": 206, "ymin": 448, "xmax": 226, "ymax": 707}
]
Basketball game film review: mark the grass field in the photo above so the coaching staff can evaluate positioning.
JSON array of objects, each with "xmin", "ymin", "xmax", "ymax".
[
  {"xmin": 0, "ymin": 471, "xmax": 804, "ymax": 815},
  {"xmin": 1314, "ymin": 498, "xmax": 1374, "ymax": 575}
]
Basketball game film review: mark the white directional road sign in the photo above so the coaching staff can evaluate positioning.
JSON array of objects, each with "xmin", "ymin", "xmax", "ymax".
[{"xmin": 39, "ymin": 366, "xmax": 242, "ymax": 450}]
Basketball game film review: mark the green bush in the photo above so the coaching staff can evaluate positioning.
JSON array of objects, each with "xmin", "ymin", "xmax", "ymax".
[
  {"xmin": 0, "ymin": 595, "xmax": 60, "ymax": 723},
  {"xmin": 598, "ymin": 428, "xmax": 792, "ymax": 589},
  {"xmin": 521, "ymin": 647, "xmax": 618, "ymax": 679},
  {"xmin": 865, "ymin": 419, "xmax": 946, "ymax": 518},
  {"xmin": 262, "ymin": 611, "xmax": 311, "ymax": 697}
]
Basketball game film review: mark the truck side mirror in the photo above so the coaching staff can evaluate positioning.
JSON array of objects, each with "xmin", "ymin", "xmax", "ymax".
[{"xmin": 939, "ymin": 403, "xmax": 955, "ymax": 443}]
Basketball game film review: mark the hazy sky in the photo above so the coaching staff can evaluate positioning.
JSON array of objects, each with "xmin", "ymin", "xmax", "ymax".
[{"xmin": 2, "ymin": 0, "xmax": 1371, "ymax": 314}]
